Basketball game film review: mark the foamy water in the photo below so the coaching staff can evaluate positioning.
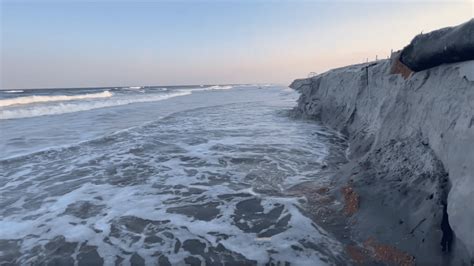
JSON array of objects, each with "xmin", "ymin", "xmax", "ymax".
[
  {"xmin": 0, "ymin": 91, "xmax": 113, "ymax": 107},
  {"xmin": 0, "ymin": 91, "xmax": 190, "ymax": 120},
  {"xmin": 0, "ymin": 85, "xmax": 349, "ymax": 265},
  {"xmin": 0, "ymin": 85, "xmax": 233, "ymax": 120}
]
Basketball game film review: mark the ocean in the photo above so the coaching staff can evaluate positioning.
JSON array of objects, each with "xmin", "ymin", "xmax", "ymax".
[{"xmin": 0, "ymin": 85, "xmax": 349, "ymax": 265}]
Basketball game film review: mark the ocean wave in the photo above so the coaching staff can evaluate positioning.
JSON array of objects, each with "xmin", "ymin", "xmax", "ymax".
[
  {"xmin": 0, "ymin": 91, "xmax": 191, "ymax": 120},
  {"xmin": 0, "ymin": 102, "xmax": 260, "ymax": 161},
  {"xmin": 122, "ymin": 86, "xmax": 144, "ymax": 92},
  {"xmin": 187, "ymin": 85, "xmax": 234, "ymax": 92},
  {"xmin": 204, "ymin": 85, "xmax": 234, "ymax": 90},
  {"xmin": 3, "ymin": 90, "xmax": 24, "ymax": 93},
  {"xmin": 0, "ymin": 91, "xmax": 113, "ymax": 107},
  {"xmin": 0, "ymin": 85, "xmax": 235, "ymax": 119}
]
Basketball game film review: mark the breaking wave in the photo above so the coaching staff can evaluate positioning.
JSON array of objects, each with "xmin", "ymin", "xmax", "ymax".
[
  {"xmin": 3, "ymin": 90, "xmax": 24, "ymax": 93},
  {"xmin": 0, "ymin": 91, "xmax": 113, "ymax": 107},
  {"xmin": 0, "ymin": 85, "xmax": 238, "ymax": 120},
  {"xmin": 189, "ymin": 85, "xmax": 234, "ymax": 92},
  {"xmin": 0, "ymin": 91, "xmax": 191, "ymax": 120}
]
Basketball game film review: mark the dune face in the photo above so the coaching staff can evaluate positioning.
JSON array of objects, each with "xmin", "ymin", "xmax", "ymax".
[{"xmin": 290, "ymin": 50, "xmax": 474, "ymax": 263}]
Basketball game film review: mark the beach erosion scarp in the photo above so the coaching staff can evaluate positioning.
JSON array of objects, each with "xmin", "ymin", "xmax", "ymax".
[{"xmin": 289, "ymin": 20, "xmax": 474, "ymax": 265}]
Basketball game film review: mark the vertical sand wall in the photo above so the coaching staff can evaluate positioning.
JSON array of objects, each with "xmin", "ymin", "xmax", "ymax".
[{"xmin": 290, "ymin": 59, "xmax": 474, "ymax": 264}]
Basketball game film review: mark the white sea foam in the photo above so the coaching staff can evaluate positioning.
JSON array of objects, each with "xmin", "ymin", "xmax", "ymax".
[
  {"xmin": 0, "ymin": 102, "xmax": 348, "ymax": 264},
  {"xmin": 188, "ymin": 85, "xmax": 234, "ymax": 92},
  {"xmin": 3, "ymin": 90, "xmax": 24, "ymax": 93},
  {"xmin": 206, "ymin": 85, "xmax": 233, "ymax": 90},
  {"xmin": 0, "ymin": 91, "xmax": 190, "ymax": 120},
  {"xmin": 0, "ymin": 91, "xmax": 113, "ymax": 107},
  {"xmin": 123, "ymin": 86, "xmax": 144, "ymax": 92},
  {"xmin": 0, "ymin": 86, "xmax": 236, "ymax": 120}
]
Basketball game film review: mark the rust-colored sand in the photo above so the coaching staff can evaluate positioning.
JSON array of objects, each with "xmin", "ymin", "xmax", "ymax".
[
  {"xmin": 364, "ymin": 237, "xmax": 415, "ymax": 266},
  {"xmin": 345, "ymin": 245, "xmax": 370, "ymax": 264},
  {"xmin": 390, "ymin": 56, "xmax": 413, "ymax": 79},
  {"xmin": 341, "ymin": 185, "xmax": 359, "ymax": 216}
]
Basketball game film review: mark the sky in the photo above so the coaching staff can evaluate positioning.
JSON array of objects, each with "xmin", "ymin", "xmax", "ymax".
[{"xmin": 0, "ymin": 0, "xmax": 473, "ymax": 89}]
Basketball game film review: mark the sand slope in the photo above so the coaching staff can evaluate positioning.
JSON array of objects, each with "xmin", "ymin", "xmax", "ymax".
[{"xmin": 290, "ymin": 59, "xmax": 474, "ymax": 264}]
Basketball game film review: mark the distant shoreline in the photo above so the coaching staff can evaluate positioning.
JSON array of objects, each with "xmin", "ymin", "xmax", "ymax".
[{"xmin": 0, "ymin": 83, "xmax": 278, "ymax": 91}]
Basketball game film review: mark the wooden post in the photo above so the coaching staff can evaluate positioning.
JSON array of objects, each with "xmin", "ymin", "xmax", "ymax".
[{"xmin": 366, "ymin": 66, "xmax": 369, "ymax": 86}]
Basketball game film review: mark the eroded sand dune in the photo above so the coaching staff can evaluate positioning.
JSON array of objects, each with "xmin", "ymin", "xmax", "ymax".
[{"xmin": 290, "ymin": 20, "xmax": 474, "ymax": 264}]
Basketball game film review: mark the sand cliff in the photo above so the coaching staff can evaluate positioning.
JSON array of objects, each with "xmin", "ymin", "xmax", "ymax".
[{"xmin": 290, "ymin": 56, "xmax": 473, "ymax": 264}]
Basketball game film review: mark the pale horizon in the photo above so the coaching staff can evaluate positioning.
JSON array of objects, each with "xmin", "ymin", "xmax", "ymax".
[{"xmin": 1, "ymin": 0, "xmax": 473, "ymax": 90}]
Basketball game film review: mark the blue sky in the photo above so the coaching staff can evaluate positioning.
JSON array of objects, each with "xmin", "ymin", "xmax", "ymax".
[{"xmin": 1, "ymin": 0, "xmax": 473, "ymax": 89}]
